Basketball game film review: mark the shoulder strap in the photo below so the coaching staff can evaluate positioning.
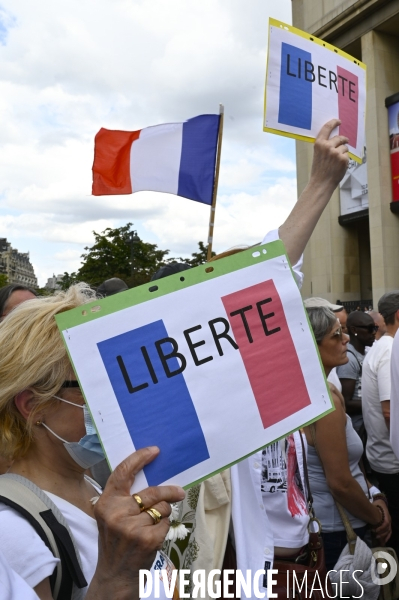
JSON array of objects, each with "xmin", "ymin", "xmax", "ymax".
[
  {"xmin": 0, "ymin": 474, "xmax": 87, "ymax": 600},
  {"xmin": 346, "ymin": 349, "xmax": 363, "ymax": 376},
  {"xmin": 298, "ymin": 430, "xmax": 324, "ymax": 538},
  {"xmin": 309, "ymin": 423, "xmax": 357, "ymax": 555}
]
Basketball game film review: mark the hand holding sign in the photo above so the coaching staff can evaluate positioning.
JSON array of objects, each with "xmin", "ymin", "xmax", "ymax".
[
  {"xmin": 87, "ymin": 447, "xmax": 185, "ymax": 600},
  {"xmin": 311, "ymin": 118, "xmax": 349, "ymax": 192}
]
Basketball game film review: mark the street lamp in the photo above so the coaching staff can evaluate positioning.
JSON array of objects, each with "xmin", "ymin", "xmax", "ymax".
[{"xmin": 128, "ymin": 230, "xmax": 140, "ymax": 278}]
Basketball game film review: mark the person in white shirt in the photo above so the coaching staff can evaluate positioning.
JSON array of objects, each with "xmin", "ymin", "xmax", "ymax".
[
  {"xmin": 367, "ymin": 310, "xmax": 387, "ymax": 341},
  {"xmin": 363, "ymin": 291, "xmax": 399, "ymax": 556},
  {"xmin": 0, "ymin": 287, "xmax": 185, "ymax": 600}
]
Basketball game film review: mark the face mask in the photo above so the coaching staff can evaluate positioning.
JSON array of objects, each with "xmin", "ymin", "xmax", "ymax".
[{"xmin": 41, "ymin": 396, "xmax": 105, "ymax": 469}]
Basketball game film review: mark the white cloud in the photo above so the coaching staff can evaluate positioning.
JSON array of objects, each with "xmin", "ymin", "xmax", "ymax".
[{"xmin": 0, "ymin": 0, "xmax": 295, "ymax": 285}]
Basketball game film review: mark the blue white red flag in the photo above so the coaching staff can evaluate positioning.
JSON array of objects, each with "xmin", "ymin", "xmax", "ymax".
[
  {"xmin": 92, "ymin": 115, "xmax": 220, "ymax": 205},
  {"xmin": 264, "ymin": 19, "xmax": 366, "ymax": 161}
]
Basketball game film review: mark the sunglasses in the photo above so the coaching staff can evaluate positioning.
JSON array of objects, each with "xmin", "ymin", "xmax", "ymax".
[
  {"xmin": 330, "ymin": 327, "xmax": 344, "ymax": 339},
  {"xmin": 60, "ymin": 380, "xmax": 81, "ymax": 388},
  {"xmin": 355, "ymin": 325, "xmax": 379, "ymax": 333}
]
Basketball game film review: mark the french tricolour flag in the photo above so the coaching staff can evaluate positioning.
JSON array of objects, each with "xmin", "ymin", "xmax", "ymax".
[{"xmin": 92, "ymin": 114, "xmax": 220, "ymax": 205}]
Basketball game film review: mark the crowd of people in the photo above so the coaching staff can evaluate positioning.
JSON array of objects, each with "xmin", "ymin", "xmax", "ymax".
[{"xmin": 0, "ymin": 118, "xmax": 398, "ymax": 600}]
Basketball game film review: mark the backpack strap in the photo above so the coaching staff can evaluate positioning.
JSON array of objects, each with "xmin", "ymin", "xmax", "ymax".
[
  {"xmin": 346, "ymin": 349, "xmax": 363, "ymax": 376},
  {"xmin": 0, "ymin": 474, "xmax": 88, "ymax": 600}
]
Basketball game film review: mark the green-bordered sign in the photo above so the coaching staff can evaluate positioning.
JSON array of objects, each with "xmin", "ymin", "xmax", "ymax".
[{"xmin": 56, "ymin": 240, "xmax": 333, "ymax": 492}]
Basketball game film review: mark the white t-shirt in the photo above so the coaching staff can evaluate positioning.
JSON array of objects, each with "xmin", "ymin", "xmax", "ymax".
[
  {"xmin": 0, "ymin": 548, "xmax": 40, "ymax": 600},
  {"xmin": 0, "ymin": 482, "xmax": 170, "ymax": 598},
  {"xmin": 261, "ymin": 432, "xmax": 309, "ymax": 549},
  {"xmin": 390, "ymin": 331, "xmax": 399, "ymax": 461},
  {"xmin": 0, "ymin": 479, "xmax": 100, "ymax": 589},
  {"xmin": 362, "ymin": 335, "xmax": 399, "ymax": 473},
  {"xmin": 327, "ymin": 368, "xmax": 342, "ymax": 393}
]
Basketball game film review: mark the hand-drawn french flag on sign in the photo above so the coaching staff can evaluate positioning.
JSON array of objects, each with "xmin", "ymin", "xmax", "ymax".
[
  {"xmin": 92, "ymin": 115, "xmax": 220, "ymax": 205},
  {"xmin": 278, "ymin": 43, "xmax": 359, "ymax": 148},
  {"xmin": 264, "ymin": 19, "xmax": 366, "ymax": 162},
  {"xmin": 97, "ymin": 320, "xmax": 210, "ymax": 486}
]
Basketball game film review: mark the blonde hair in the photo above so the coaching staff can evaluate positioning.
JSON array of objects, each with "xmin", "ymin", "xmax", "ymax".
[{"xmin": 0, "ymin": 283, "xmax": 96, "ymax": 459}]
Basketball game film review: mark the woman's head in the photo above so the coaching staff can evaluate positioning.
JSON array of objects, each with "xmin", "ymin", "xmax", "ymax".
[
  {"xmin": 306, "ymin": 306, "xmax": 349, "ymax": 372},
  {"xmin": 0, "ymin": 284, "xmax": 37, "ymax": 322},
  {"xmin": 0, "ymin": 283, "xmax": 96, "ymax": 459}
]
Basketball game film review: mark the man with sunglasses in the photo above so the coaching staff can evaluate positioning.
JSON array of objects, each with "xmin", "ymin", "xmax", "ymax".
[
  {"xmin": 336, "ymin": 311, "xmax": 377, "ymax": 434},
  {"xmin": 362, "ymin": 292, "xmax": 399, "ymax": 556}
]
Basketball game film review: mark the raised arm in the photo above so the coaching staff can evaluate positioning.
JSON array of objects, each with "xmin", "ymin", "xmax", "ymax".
[{"xmin": 279, "ymin": 119, "xmax": 349, "ymax": 266}]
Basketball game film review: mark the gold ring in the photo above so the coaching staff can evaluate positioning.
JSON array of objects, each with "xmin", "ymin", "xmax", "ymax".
[
  {"xmin": 133, "ymin": 494, "xmax": 146, "ymax": 512},
  {"xmin": 146, "ymin": 507, "xmax": 162, "ymax": 524}
]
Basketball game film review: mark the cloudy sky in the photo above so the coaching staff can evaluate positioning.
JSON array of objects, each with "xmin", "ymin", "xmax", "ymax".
[{"xmin": 0, "ymin": 0, "xmax": 295, "ymax": 286}]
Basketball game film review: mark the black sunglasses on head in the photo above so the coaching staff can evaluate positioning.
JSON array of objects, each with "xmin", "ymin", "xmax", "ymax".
[
  {"xmin": 61, "ymin": 380, "xmax": 81, "ymax": 388},
  {"xmin": 355, "ymin": 325, "xmax": 379, "ymax": 333}
]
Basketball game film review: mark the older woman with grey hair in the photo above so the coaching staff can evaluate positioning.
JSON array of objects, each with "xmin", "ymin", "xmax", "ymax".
[{"xmin": 303, "ymin": 306, "xmax": 391, "ymax": 569}]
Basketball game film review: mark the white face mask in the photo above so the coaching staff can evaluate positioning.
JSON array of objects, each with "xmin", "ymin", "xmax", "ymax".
[{"xmin": 41, "ymin": 396, "xmax": 105, "ymax": 469}]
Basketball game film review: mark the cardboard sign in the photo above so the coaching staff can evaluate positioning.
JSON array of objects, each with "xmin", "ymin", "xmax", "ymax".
[
  {"xmin": 264, "ymin": 18, "xmax": 366, "ymax": 163},
  {"xmin": 56, "ymin": 241, "xmax": 333, "ymax": 492}
]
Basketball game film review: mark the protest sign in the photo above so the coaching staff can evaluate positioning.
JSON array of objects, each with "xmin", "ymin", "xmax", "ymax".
[
  {"xmin": 56, "ymin": 241, "xmax": 333, "ymax": 492},
  {"xmin": 264, "ymin": 18, "xmax": 366, "ymax": 162}
]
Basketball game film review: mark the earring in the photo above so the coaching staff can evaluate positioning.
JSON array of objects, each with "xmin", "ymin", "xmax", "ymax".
[
  {"xmin": 35, "ymin": 421, "xmax": 43, "ymax": 426},
  {"xmin": 354, "ymin": 333, "xmax": 358, "ymax": 336}
]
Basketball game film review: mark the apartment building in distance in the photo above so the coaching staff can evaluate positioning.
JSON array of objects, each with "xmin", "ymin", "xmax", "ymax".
[
  {"xmin": 292, "ymin": 0, "xmax": 399, "ymax": 308},
  {"xmin": 0, "ymin": 238, "xmax": 38, "ymax": 288}
]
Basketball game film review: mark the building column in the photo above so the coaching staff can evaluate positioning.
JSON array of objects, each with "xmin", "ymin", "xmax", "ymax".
[
  {"xmin": 361, "ymin": 30, "xmax": 399, "ymax": 306},
  {"xmin": 296, "ymin": 142, "xmax": 361, "ymax": 303}
]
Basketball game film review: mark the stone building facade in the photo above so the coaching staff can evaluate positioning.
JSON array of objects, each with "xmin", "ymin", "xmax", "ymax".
[
  {"xmin": 292, "ymin": 0, "xmax": 399, "ymax": 308},
  {"xmin": 0, "ymin": 238, "xmax": 38, "ymax": 288}
]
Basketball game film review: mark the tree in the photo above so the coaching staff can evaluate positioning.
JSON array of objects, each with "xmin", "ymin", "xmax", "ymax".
[
  {"xmin": 77, "ymin": 223, "xmax": 170, "ymax": 288},
  {"xmin": 187, "ymin": 241, "xmax": 215, "ymax": 267},
  {"xmin": 173, "ymin": 242, "xmax": 215, "ymax": 267},
  {"xmin": 60, "ymin": 272, "xmax": 79, "ymax": 291},
  {"xmin": 0, "ymin": 273, "xmax": 8, "ymax": 288}
]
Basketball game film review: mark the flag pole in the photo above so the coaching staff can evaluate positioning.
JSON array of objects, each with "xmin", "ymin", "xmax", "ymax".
[{"xmin": 207, "ymin": 104, "xmax": 224, "ymax": 261}]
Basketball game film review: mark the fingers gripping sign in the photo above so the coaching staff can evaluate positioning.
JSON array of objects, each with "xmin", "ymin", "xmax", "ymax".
[
  {"xmin": 311, "ymin": 118, "xmax": 349, "ymax": 190},
  {"xmin": 92, "ymin": 447, "xmax": 185, "ymax": 596}
]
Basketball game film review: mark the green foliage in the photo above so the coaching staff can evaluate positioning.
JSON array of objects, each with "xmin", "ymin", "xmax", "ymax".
[
  {"xmin": 35, "ymin": 287, "xmax": 53, "ymax": 297},
  {"xmin": 59, "ymin": 272, "xmax": 79, "ymax": 291},
  {"xmin": 187, "ymin": 241, "xmax": 215, "ymax": 267},
  {"xmin": 77, "ymin": 223, "xmax": 170, "ymax": 288},
  {"xmin": 0, "ymin": 273, "xmax": 8, "ymax": 288},
  {"xmin": 56, "ymin": 225, "xmax": 214, "ymax": 292}
]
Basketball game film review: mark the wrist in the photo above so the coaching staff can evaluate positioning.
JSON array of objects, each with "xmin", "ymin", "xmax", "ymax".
[
  {"xmin": 373, "ymin": 493, "xmax": 388, "ymax": 507},
  {"xmin": 87, "ymin": 573, "xmax": 141, "ymax": 600},
  {"xmin": 306, "ymin": 176, "xmax": 336, "ymax": 200}
]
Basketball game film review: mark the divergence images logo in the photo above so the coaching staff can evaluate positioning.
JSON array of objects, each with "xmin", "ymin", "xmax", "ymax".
[{"xmin": 371, "ymin": 551, "xmax": 398, "ymax": 587}]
